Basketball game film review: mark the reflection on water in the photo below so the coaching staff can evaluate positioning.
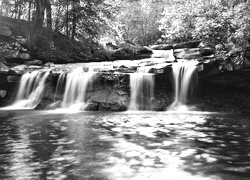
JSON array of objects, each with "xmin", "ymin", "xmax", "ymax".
[{"xmin": 0, "ymin": 111, "xmax": 250, "ymax": 180}]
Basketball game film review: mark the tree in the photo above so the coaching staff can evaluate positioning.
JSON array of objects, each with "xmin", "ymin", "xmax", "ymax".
[{"xmin": 159, "ymin": 0, "xmax": 250, "ymax": 48}]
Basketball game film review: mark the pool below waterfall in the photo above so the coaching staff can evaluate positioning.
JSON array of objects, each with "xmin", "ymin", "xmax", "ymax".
[{"xmin": 0, "ymin": 110, "xmax": 250, "ymax": 180}]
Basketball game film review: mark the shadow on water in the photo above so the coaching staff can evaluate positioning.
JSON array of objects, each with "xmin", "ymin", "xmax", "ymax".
[{"xmin": 0, "ymin": 111, "xmax": 250, "ymax": 179}]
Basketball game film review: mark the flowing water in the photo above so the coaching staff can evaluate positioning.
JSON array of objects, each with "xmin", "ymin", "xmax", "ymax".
[
  {"xmin": 61, "ymin": 67, "xmax": 96, "ymax": 111},
  {"xmin": 2, "ymin": 71, "xmax": 50, "ymax": 110},
  {"xmin": 168, "ymin": 61, "xmax": 198, "ymax": 111},
  {"xmin": 128, "ymin": 73, "xmax": 154, "ymax": 111},
  {"xmin": 0, "ymin": 110, "xmax": 249, "ymax": 180}
]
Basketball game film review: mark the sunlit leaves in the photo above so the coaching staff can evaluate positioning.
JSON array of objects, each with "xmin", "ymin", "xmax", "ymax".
[{"xmin": 159, "ymin": 0, "xmax": 250, "ymax": 47}]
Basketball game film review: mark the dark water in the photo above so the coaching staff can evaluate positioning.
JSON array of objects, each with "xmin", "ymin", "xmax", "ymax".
[{"xmin": 0, "ymin": 110, "xmax": 250, "ymax": 180}]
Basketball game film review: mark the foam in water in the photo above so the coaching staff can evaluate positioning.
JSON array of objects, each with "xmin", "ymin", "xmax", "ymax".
[
  {"xmin": 168, "ymin": 61, "xmax": 198, "ymax": 111},
  {"xmin": 3, "ymin": 71, "xmax": 49, "ymax": 109},
  {"xmin": 61, "ymin": 67, "xmax": 95, "ymax": 111},
  {"xmin": 128, "ymin": 67, "xmax": 154, "ymax": 111}
]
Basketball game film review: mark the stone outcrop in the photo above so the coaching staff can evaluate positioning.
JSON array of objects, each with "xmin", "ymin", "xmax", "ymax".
[
  {"xmin": 0, "ymin": 26, "xmax": 12, "ymax": 37},
  {"xmin": 2, "ymin": 39, "xmax": 249, "ymax": 112},
  {"xmin": 150, "ymin": 44, "xmax": 173, "ymax": 50}
]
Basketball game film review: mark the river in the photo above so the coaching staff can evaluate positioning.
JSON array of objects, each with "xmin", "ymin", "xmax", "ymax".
[{"xmin": 0, "ymin": 110, "xmax": 249, "ymax": 180}]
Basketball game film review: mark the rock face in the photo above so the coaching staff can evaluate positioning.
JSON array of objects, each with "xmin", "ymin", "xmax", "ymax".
[
  {"xmin": 173, "ymin": 41, "xmax": 201, "ymax": 49},
  {"xmin": 1, "ymin": 39, "xmax": 249, "ymax": 113},
  {"xmin": 174, "ymin": 48, "xmax": 202, "ymax": 60},
  {"xmin": 0, "ymin": 26, "xmax": 12, "ymax": 37},
  {"xmin": 150, "ymin": 44, "xmax": 173, "ymax": 50}
]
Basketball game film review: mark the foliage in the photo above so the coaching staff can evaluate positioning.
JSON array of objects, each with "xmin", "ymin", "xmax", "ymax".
[
  {"xmin": 159, "ymin": 0, "xmax": 250, "ymax": 48},
  {"xmin": 115, "ymin": 0, "xmax": 165, "ymax": 46}
]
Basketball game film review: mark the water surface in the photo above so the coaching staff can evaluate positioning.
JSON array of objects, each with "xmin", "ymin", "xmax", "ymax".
[{"xmin": 0, "ymin": 110, "xmax": 249, "ymax": 180}]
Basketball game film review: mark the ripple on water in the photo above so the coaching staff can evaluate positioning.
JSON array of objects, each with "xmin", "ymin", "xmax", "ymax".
[{"xmin": 0, "ymin": 111, "xmax": 250, "ymax": 179}]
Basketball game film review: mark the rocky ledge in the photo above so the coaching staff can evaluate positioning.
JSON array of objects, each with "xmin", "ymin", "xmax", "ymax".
[{"xmin": 1, "ymin": 38, "xmax": 250, "ymax": 113}]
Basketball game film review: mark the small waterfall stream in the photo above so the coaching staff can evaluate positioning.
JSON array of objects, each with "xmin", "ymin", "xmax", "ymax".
[
  {"xmin": 128, "ymin": 67, "xmax": 154, "ymax": 111},
  {"xmin": 54, "ymin": 72, "xmax": 66, "ymax": 101},
  {"xmin": 61, "ymin": 67, "xmax": 95, "ymax": 111},
  {"xmin": 168, "ymin": 61, "xmax": 198, "ymax": 111},
  {"xmin": 5, "ymin": 71, "xmax": 49, "ymax": 109}
]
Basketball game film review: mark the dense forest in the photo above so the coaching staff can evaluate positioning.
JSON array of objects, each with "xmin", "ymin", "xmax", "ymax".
[{"xmin": 0, "ymin": 0, "xmax": 250, "ymax": 62}]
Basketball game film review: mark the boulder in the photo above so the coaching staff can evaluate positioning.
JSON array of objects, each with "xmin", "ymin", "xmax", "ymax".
[
  {"xmin": 112, "ymin": 48, "xmax": 135, "ymax": 60},
  {"xmin": 173, "ymin": 41, "xmax": 201, "ymax": 49},
  {"xmin": 44, "ymin": 62, "xmax": 55, "ymax": 68},
  {"xmin": 150, "ymin": 44, "xmax": 173, "ymax": 50},
  {"xmin": 24, "ymin": 60, "xmax": 43, "ymax": 66},
  {"xmin": 106, "ymin": 42, "xmax": 119, "ymax": 50},
  {"xmin": 151, "ymin": 50, "xmax": 176, "ymax": 61},
  {"xmin": 7, "ymin": 75, "xmax": 21, "ymax": 82},
  {"xmin": 174, "ymin": 48, "xmax": 202, "ymax": 60},
  {"xmin": 10, "ymin": 64, "xmax": 28, "ymax": 74},
  {"xmin": 0, "ymin": 62, "xmax": 9, "ymax": 74},
  {"xmin": 137, "ymin": 46, "xmax": 153, "ymax": 54},
  {"xmin": 17, "ymin": 53, "xmax": 31, "ymax": 60},
  {"xmin": 88, "ymin": 88, "xmax": 128, "ymax": 111},
  {"xmin": 0, "ymin": 26, "xmax": 12, "ymax": 37},
  {"xmin": 0, "ymin": 90, "xmax": 7, "ymax": 98},
  {"xmin": 200, "ymin": 47, "xmax": 215, "ymax": 56}
]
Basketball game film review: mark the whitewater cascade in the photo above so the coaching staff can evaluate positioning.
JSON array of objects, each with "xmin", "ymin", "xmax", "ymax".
[
  {"xmin": 128, "ymin": 67, "xmax": 154, "ymax": 111},
  {"xmin": 6, "ymin": 71, "xmax": 49, "ymax": 109},
  {"xmin": 54, "ymin": 72, "xmax": 66, "ymax": 101},
  {"xmin": 169, "ymin": 61, "xmax": 198, "ymax": 111},
  {"xmin": 61, "ymin": 67, "xmax": 95, "ymax": 111}
]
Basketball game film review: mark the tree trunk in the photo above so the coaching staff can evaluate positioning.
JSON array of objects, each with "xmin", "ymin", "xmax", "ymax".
[
  {"xmin": 28, "ymin": 0, "xmax": 46, "ymax": 54},
  {"xmin": 45, "ymin": 0, "xmax": 52, "ymax": 37},
  {"xmin": 71, "ymin": 1, "xmax": 77, "ymax": 40},
  {"xmin": 66, "ymin": 0, "xmax": 69, "ymax": 37},
  {"xmin": 14, "ymin": 0, "xmax": 18, "ymax": 19},
  {"xmin": 28, "ymin": 0, "xmax": 32, "ymax": 22},
  {"xmin": 54, "ymin": 5, "xmax": 61, "ymax": 32}
]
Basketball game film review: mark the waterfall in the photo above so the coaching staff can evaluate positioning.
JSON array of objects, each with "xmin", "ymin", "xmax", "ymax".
[
  {"xmin": 128, "ymin": 67, "xmax": 154, "ymax": 111},
  {"xmin": 61, "ymin": 67, "xmax": 95, "ymax": 111},
  {"xmin": 168, "ymin": 61, "xmax": 198, "ymax": 111},
  {"xmin": 54, "ymin": 72, "xmax": 66, "ymax": 101},
  {"xmin": 5, "ymin": 71, "xmax": 49, "ymax": 109}
]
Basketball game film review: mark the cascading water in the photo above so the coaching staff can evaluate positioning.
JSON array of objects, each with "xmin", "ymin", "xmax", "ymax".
[
  {"xmin": 54, "ymin": 72, "xmax": 66, "ymax": 101},
  {"xmin": 61, "ymin": 67, "xmax": 95, "ymax": 111},
  {"xmin": 128, "ymin": 67, "xmax": 154, "ymax": 111},
  {"xmin": 4, "ymin": 71, "xmax": 49, "ymax": 109},
  {"xmin": 168, "ymin": 61, "xmax": 198, "ymax": 111}
]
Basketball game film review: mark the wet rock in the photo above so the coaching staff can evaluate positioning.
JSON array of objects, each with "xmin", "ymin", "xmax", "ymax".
[
  {"xmin": 0, "ymin": 90, "xmax": 7, "ymax": 98},
  {"xmin": 174, "ymin": 48, "xmax": 202, "ymax": 60},
  {"xmin": 0, "ymin": 62, "xmax": 9, "ymax": 74},
  {"xmin": 173, "ymin": 41, "xmax": 201, "ymax": 49},
  {"xmin": 44, "ymin": 62, "xmax": 55, "ymax": 68},
  {"xmin": 0, "ymin": 26, "xmax": 12, "ymax": 37},
  {"xmin": 24, "ymin": 60, "xmax": 43, "ymax": 66},
  {"xmin": 10, "ymin": 64, "xmax": 28, "ymax": 74},
  {"xmin": 17, "ymin": 53, "xmax": 31, "ymax": 60},
  {"xmin": 137, "ymin": 46, "xmax": 153, "ymax": 54},
  {"xmin": 7, "ymin": 75, "xmax": 21, "ymax": 82},
  {"xmin": 151, "ymin": 50, "xmax": 175, "ymax": 61},
  {"xmin": 88, "ymin": 88, "xmax": 128, "ymax": 111},
  {"xmin": 200, "ymin": 47, "xmax": 215, "ymax": 56},
  {"xmin": 112, "ymin": 48, "xmax": 135, "ymax": 60},
  {"xmin": 150, "ymin": 44, "xmax": 173, "ymax": 50},
  {"xmin": 106, "ymin": 42, "xmax": 119, "ymax": 50}
]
